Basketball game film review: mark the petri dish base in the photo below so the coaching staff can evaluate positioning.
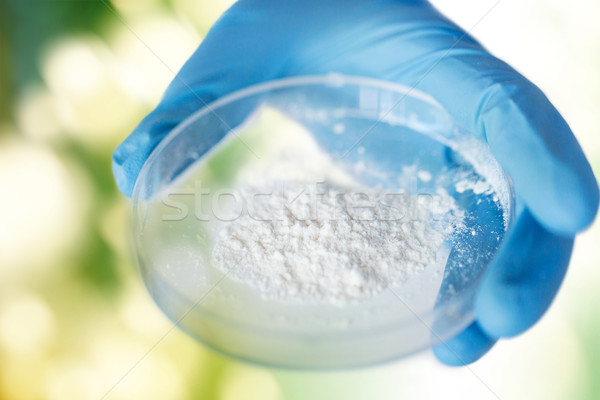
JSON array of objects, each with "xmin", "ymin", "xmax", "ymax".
[{"xmin": 132, "ymin": 74, "xmax": 515, "ymax": 368}]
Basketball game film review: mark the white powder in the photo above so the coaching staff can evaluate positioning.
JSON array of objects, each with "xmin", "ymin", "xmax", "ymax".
[
  {"xmin": 212, "ymin": 179, "xmax": 462, "ymax": 305},
  {"xmin": 206, "ymin": 107, "xmax": 464, "ymax": 305},
  {"xmin": 455, "ymin": 178, "xmax": 493, "ymax": 195}
]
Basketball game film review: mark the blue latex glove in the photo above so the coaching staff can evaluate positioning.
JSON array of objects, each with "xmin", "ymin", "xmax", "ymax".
[{"xmin": 113, "ymin": 0, "xmax": 599, "ymax": 365}]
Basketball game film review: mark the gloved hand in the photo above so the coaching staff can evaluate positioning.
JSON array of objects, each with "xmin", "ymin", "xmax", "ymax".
[{"xmin": 113, "ymin": 0, "xmax": 599, "ymax": 365}]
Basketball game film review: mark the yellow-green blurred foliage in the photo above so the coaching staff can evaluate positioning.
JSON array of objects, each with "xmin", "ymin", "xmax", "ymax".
[
  {"xmin": 0, "ymin": 1, "xmax": 598, "ymax": 400},
  {"xmin": 0, "ymin": 1, "xmax": 279, "ymax": 399}
]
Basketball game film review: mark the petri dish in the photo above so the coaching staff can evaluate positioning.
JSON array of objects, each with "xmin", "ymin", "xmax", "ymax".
[{"xmin": 132, "ymin": 74, "xmax": 515, "ymax": 368}]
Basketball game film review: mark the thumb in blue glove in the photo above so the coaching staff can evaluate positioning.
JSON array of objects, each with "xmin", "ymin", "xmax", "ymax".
[{"xmin": 113, "ymin": 0, "xmax": 599, "ymax": 365}]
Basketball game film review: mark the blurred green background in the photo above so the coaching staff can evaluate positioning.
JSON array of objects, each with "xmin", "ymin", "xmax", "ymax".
[{"xmin": 0, "ymin": 0, "xmax": 598, "ymax": 399}]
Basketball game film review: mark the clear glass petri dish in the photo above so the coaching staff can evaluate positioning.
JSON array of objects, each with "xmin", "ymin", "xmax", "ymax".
[{"xmin": 132, "ymin": 74, "xmax": 515, "ymax": 368}]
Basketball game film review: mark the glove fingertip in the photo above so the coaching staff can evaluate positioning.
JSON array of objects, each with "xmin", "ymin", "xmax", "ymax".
[
  {"xmin": 530, "ymin": 168, "xmax": 599, "ymax": 236},
  {"xmin": 475, "ymin": 209, "xmax": 574, "ymax": 339},
  {"xmin": 475, "ymin": 275, "xmax": 565, "ymax": 339},
  {"xmin": 475, "ymin": 284, "xmax": 528, "ymax": 339},
  {"xmin": 112, "ymin": 135, "xmax": 153, "ymax": 197},
  {"xmin": 433, "ymin": 322, "xmax": 496, "ymax": 366},
  {"xmin": 482, "ymin": 81, "xmax": 599, "ymax": 236},
  {"xmin": 112, "ymin": 155, "xmax": 135, "ymax": 197}
]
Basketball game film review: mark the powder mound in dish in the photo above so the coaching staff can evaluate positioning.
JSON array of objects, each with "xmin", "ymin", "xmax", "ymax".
[{"xmin": 212, "ymin": 180, "xmax": 463, "ymax": 305}]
